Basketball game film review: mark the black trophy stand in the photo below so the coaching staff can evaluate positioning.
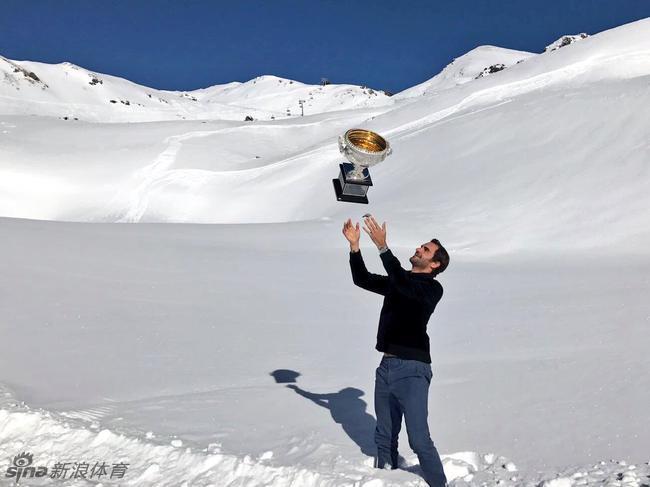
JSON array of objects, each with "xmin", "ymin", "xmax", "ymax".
[{"xmin": 332, "ymin": 162, "xmax": 373, "ymax": 204}]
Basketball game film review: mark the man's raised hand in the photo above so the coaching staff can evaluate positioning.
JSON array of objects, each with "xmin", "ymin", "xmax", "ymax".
[
  {"xmin": 362, "ymin": 215, "xmax": 387, "ymax": 249},
  {"xmin": 342, "ymin": 218, "xmax": 360, "ymax": 251}
]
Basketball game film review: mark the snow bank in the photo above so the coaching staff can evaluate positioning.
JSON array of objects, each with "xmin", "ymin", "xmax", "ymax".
[{"xmin": 0, "ymin": 402, "xmax": 518, "ymax": 486}]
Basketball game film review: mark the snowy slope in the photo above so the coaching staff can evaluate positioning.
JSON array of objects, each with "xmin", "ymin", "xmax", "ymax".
[
  {"xmin": 1, "ymin": 17, "xmax": 650, "ymax": 487},
  {"xmin": 0, "ymin": 219, "xmax": 649, "ymax": 486},
  {"xmin": 0, "ymin": 57, "xmax": 393, "ymax": 122}
]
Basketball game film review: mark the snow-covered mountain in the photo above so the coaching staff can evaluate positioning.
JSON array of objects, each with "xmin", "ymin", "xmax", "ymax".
[
  {"xmin": 394, "ymin": 45, "xmax": 536, "ymax": 99},
  {"xmin": 544, "ymin": 33, "xmax": 589, "ymax": 52},
  {"xmin": 1, "ymin": 18, "xmax": 648, "ymax": 252},
  {"xmin": 0, "ymin": 57, "xmax": 393, "ymax": 122},
  {"xmin": 1, "ymin": 17, "xmax": 650, "ymax": 487}
]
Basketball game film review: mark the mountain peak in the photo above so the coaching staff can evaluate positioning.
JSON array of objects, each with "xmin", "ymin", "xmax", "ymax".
[
  {"xmin": 395, "ymin": 45, "xmax": 535, "ymax": 98},
  {"xmin": 544, "ymin": 33, "xmax": 589, "ymax": 53}
]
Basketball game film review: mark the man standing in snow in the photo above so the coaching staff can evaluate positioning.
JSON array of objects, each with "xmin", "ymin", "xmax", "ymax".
[{"xmin": 342, "ymin": 215, "xmax": 449, "ymax": 487}]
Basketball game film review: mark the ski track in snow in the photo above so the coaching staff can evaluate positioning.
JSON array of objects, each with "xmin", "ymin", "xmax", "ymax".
[
  {"xmin": 111, "ymin": 126, "xmax": 316, "ymax": 222},
  {"xmin": 114, "ymin": 130, "xmax": 210, "ymax": 223},
  {"xmin": 395, "ymin": 100, "xmax": 515, "ymax": 141}
]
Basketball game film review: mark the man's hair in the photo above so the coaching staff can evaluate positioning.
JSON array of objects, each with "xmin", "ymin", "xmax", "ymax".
[{"xmin": 429, "ymin": 239, "xmax": 450, "ymax": 277}]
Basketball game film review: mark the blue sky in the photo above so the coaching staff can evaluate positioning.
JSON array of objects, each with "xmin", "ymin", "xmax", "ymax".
[{"xmin": 2, "ymin": 1, "xmax": 649, "ymax": 93}]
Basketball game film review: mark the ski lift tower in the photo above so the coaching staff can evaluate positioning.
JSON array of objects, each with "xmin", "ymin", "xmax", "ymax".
[{"xmin": 298, "ymin": 99, "xmax": 305, "ymax": 117}]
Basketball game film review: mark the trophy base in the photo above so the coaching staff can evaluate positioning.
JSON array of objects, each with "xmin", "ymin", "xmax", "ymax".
[
  {"xmin": 333, "ymin": 162, "xmax": 373, "ymax": 204},
  {"xmin": 332, "ymin": 178, "xmax": 369, "ymax": 204}
]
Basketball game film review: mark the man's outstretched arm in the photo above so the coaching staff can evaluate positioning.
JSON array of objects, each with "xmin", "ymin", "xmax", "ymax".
[
  {"xmin": 349, "ymin": 249, "xmax": 389, "ymax": 295},
  {"xmin": 343, "ymin": 218, "xmax": 388, "ymax": 296}
]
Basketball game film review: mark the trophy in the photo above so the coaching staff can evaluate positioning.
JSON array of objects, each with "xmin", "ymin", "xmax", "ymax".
[{"xmin": 332, "ymin": 128, "xmax": 392, "ymax": 204}]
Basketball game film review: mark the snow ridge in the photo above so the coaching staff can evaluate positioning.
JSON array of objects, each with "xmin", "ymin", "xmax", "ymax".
[
  {"xmin": 0, "ymin": 396, "xmax": 516, "ymax": 487},
  {"xmin": 0, "ymin": 58, "xmax": 392, "ymax": 123}
]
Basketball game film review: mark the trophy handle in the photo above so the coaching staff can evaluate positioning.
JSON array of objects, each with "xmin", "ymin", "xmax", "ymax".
[{"xmin": 338, "ymin": 135, "xmax": 348, "ymax": 155}]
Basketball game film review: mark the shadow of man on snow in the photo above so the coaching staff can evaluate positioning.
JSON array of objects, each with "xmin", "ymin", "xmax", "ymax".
[
  {"xmin": 270, "ymin": 369, "xmax": 427, "ymax": 479},
  {"xmin": 286, "ymin": 384, "xmax": 377, "ymax": 457},
  {"xmin": 270, "ymin": 368, "xmax": 376, "ymax": 457}
]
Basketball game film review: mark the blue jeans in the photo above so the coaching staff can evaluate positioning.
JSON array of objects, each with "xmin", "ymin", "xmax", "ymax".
[{"xmin": 374, "ymin": 356, "xmax": 447, "ymax": 487}]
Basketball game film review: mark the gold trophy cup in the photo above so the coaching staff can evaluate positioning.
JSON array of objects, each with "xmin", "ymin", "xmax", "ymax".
[{"xmin": 333, "ymin": 128, "xmax": 392, "ymax": 204}]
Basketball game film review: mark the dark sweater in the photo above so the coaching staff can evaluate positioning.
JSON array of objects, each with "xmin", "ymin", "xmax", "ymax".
[{"xmin": 349, "ymin": 248, "xmax": 443, "ymax": 363}]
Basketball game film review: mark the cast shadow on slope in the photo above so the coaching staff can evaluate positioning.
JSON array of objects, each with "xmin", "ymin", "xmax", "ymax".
[
  {"xmin": 271, "ymin": 368, "xmax": 376, "ymax": 457},
  {"xmin": 271, "ymin": 368, "xmax": 428, "ymax": 481}
]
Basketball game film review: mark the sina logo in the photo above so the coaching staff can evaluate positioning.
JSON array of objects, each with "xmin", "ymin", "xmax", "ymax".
[{"xmin": 5, "ymin": 452, "xmax": 48, "ymax": 482}]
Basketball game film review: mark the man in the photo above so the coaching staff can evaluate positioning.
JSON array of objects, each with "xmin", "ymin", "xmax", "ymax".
[{"xmin": 342, "ymin": 215, "xmax": 450, "ymax": 487}]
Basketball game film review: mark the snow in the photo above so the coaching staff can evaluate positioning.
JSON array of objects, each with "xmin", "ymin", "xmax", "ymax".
[
  {"xmin": 394, "ymin": 46, "xmax": 536, "ymax": 99},
  {"xmin": 0, "ymin": 58, "xmax": 393, "ymax": 123},
  {"xmin": 544, "ymin": 34, "xmax": 589, "ymax": 53},
  {"xmin": 1, "ymin": 16, "xmax": 650, "ymax": 487}
]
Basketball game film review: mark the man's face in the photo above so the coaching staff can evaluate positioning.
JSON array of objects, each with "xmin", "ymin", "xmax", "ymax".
[{"xmin": 409, "ymin": 242, "xmax": 439, "ymax": 272}]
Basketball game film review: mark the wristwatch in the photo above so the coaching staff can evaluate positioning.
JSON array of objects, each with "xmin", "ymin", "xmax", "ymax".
[{"xmin": 378, "ymin": 245, "xmax": 389, "ymax": 254}]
